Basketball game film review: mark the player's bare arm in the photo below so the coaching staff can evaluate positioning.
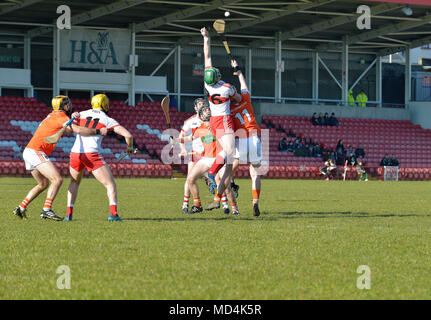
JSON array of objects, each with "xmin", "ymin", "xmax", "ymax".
[
  {"xmin": 65, "ymin": 124, "xmax": 107, "ymax": 136},
  {"xmin": 231, "ymin": 59, "xmax": 248, "ymax": 91},
  {"xmin": 201, "ymin": 27, "xmax": 212, "ymax": 68},
  {"xmin": 178, "ymin": 130, "xmax": 188, "ymax": 156},
  {"xmin": 113, "ymin": 125, "xmax": 134, "ymax": 153},
  {"xmin": 173, "ymin": 135, "xmax": 193, "ymax": 144},
  {"xmin": 231, "ymin": 92, "xmax": 242, "ymax": 104}
]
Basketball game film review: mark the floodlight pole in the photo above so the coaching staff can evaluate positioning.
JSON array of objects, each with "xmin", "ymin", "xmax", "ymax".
[
  {"xmin": 341, "ymin": 36, "xmax": 349, "ymax": 106},
  {"xmin": 24, "ymin": 34, "xmax": 33, "ymax": 97},
  {"xmin": 174, "ymin": 44, "xmax": 181, "ymax": 111},
  {"xmin": 52, "ymin": 25, "xmax": 60, "ymax": 97},
  {"xmin": 405, "ymin": 46, "xmax": 411, "ymax": 108},
  {"xmin": 246, "ymin": 48, "xmax": 252, "ymax": 94},
  {"xmin": 129, "ymin": 23, "xmax": 136, "ymax": 107},
  {"xmin": 274, "ymin": 32, "xmax": 282, "ymax": 103},
  {"xmin": 312, "ymin": 51, "xmax": 319, "ymax": 104},
  {"xmin": 376, "ymin": 55, "xmax": 382, "ymax": 108}
]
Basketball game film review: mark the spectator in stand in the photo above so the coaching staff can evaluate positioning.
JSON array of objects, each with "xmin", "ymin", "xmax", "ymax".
[
  {"xmin": 329, "ymin": 112, "xmax": 339, "ymax": 126},
  {"xmin": 323, "ymin": 113, "xmax": 330, "ymax": 126},
  {"xmin": 311, "ymin": 112, "xmax": 319, "ymax": 126},
  {"xmin": 348, "ymin": 90, "xmax": 356, "ymax": 107},
  {"xmin": 355, "ymin": 144, "xmax": 365, "ymax": 160},
  {"xmin": 389, "ymin": 154, "xmax": 399, "ymax": 167},
  {"xmin": 292, "ymin": 137, "xmax": 302, "ymax": 151},
  {"xmin": 286, "ymin": 139, "xmax": 294, "ymax": 152},
  {"xmin": 313, "ymin": 143, "xmax": 323, "ymax": 158},
  {"xmin": 278, "ymin": 137, "xmax": 288, "ymax": 152},
  {"xmin": 318, "ymin": 113, "xmax": 325, "ymax": 126},
  {"xmin": 345, "ymin": 145, "xmax": 356, "ymax": 165},
  {"xmin": 380, "ymin": 154, "xmax": 390, "ymax": 166},
  {"xmin": 356, "ymin": 89, "xmax": 368, "ymax": 108},
  {"xmin": 330, "ymin": 151, "xmax": 336, "ymax": 164},
  {"xmin": 335, "ymin": 139, "xmax": 345, "ymax": 165}
]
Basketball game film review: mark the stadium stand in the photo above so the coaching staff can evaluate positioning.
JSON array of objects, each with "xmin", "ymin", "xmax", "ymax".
[{"xmin": 2, "ymin": 96, "xmax": 431, "ymax": 181}]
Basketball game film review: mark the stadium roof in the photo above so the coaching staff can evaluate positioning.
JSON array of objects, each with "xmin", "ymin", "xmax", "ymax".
[{"xmin": 1, "ymin": 0, "xmax": 431, "ymax": 56}]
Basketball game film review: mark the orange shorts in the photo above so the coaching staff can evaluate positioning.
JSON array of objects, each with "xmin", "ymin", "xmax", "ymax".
[
  {"xmin": 210, "ymin": 115, "xmax": 234, "ymax": 138},
  {"xmin": 70, "ymin": 152, "xmax": 105, "ymax": 172}
]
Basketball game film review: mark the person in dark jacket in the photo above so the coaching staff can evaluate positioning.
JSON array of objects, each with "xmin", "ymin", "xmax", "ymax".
[
  {"xmin": 329, "ymin": 113, "xmax": 339, "ymax": 126},
  {"xmin": 311, "ymin": 112, "xmax": 319, "ymax": 126},
  {"xmin": 380, "ymin": 154, "xmax": 390, "ymax": 166},
  {"xmin": 335, "ymin": 139, "xmax": 345, "ymax": 165},
  {"xmin": 389, "ymin": 154, "xmax": 399, "ymax": 166},
  {"xmin": 355, "ymin": 144, "xmax": 365, "ymax": 159}
]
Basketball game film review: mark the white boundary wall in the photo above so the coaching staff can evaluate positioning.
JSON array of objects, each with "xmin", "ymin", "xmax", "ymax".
[
  {"xmin": 0, "ymin": 68, "xmax": 33, "ymax": 97},
  {"xmin": 59, "ymin": 70, "xmax": 167, "ymax": 94}
]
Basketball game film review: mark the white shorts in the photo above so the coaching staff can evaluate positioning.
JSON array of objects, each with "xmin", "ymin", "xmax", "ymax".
[
  {"xmin": 198, "ymin": 157, "xmax": 216, "ymax": 169},
  {"xmin": 234, "ymin": 135, "xmax": 262, "ymax": 164},
  {"xmin": 23, "ymin": 148, "xmax": 49, "ymax": 171}
]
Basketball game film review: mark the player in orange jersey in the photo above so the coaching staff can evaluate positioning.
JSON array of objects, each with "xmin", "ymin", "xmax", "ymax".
[
  {"xmin": 173, "ymin": 105, "xmax": 239, "ymax": 215},
  {"xmin": 177, "ymin": 98, "xmax": 205, "ymax": 214},
  {"xmin": 205, "ymin": 59, "xmax": 262, "ymax": 217},
  {"xmin": 12, "ymin": 96, "xmax": 107, "ymax": 221}
]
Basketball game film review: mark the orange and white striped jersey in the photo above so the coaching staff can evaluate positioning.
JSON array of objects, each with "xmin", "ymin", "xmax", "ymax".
[
  {"xmin": 230, "ymin": 90, "xmax": 260, "ymax": 138},
  {"xmin": 26, "ymin": 111, "xmax": 70, "ymax": 156},
  {"xmin": 204, "ymin": 76, "xmax": 237, "ymax": 116},
  {"xmin": 193, "ymin": 123, "xmax": 218, "ymax": 158}
]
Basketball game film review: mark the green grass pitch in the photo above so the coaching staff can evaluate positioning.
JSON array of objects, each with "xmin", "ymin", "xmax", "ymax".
[{"xmin": 1, "ymin": 177, "xmax": 431, "ymax": 299}]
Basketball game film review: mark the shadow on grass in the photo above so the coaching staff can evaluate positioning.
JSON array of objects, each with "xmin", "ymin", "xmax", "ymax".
[
  {"xmin": 275, "ymin": 211, "xmax": 424, "ymax": 219},
  {"xmin": 124, "ymin": 216, "xmax": 258, "ymax": 222},
  {"xmin": 123, "ymin": 211, "xmax": 426, "ymax": 223}
]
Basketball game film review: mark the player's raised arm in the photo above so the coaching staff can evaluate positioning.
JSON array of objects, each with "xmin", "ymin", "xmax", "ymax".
[
  {"xmin": 113, "ymin": 125, "xmax": 134, "ymax": 154},
  {"xmin": 201, "ymin": 27, "xmax": 212, "ymax": 68},
  {"xmin": 231, "ymin": 59, "xmax": 248, "ymax": 92}
]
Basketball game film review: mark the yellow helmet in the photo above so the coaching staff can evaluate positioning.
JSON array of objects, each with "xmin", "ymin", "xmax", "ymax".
[
  {"xmin": 91, "ymin": 94, "xmax": 109, "ymax": 112},
  {"xmin": 52, "ymin": 95, "xmax": 71, "ymax": 111}
]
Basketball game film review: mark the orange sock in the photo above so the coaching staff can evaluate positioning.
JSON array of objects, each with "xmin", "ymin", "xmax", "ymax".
[
  {"xmin": 214, "ymin": 193, "xmax": 222, "ymax": 203},
  {"xmin": 43, "ymin": 198, "xmax": 53, "ymax": 211},
  {"xmin": 19, "ymin": 198, "xmax": 30, "ymax": 211},
  {"xmin": 252, "ymin": 189, "xmax": 260, "ymax": 204},
  {"xmin": 193, "ymin": 197, "xmax": 201, "ymax": 207}
]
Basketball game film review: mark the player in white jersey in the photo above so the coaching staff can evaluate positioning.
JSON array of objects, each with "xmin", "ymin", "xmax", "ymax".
[
  {"xmin": 178, "ymin": 98, "xmax": 205, "ymax": 214},
  {"xmin": 64, "ymin": 94, "xmax": 134, "ymax": 222},
  {"xmin": 200, "ymin": 27, "xmax": 241, "ymax": 208}
]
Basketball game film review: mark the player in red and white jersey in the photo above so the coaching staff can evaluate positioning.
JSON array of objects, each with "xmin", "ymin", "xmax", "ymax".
[
  {"xmin": 173, "ymin": 105, "xmax": 239, "ymax": 215},
  {"xmin": 177, "ymin": 98, "xmax": 205, "ymax": 214},
  {"xmin": 206, "ymin": 59, "xmax": 263, "ymax": 217},
  {"xmin": 64, "ymin": 94, "xmax": 134, "ymax": 222},
  {"xmin": 200, "ymin": 27, "xmax": 241, "ymax": 207}
]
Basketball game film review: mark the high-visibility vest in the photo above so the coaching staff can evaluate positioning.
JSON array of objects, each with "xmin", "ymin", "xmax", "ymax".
[
  {"xmin": 348, "ymin": 94, "xmax": 356, "ymax": 107},
  {"xmin": 356, "ymin": 93, "xmax": 368, "ymax": 107}
]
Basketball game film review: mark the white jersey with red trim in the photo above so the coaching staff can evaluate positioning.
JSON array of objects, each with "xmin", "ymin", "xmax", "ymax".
[
  {"xmin": 181, "ymin": 114, "xmax": 204, "ymax": 153},
  {"xmin": 204, "ymin": 80, "xmax": 236, "ymax": 117},
  {"xmin": 71, "ymin": 109, "xmax": 120, "ymax": 154}
]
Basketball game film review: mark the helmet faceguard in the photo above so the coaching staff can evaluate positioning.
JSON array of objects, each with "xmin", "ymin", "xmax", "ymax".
[
  {"xmin": 204, "ymin": 67, "xmax": 221, "ymax": 85},
  {"xmin": 193, "ymin": 98, "xmax": 208, "ymax": 113},
  {"xmin": 198, "ymin": 105, "xmax": 211, "ymax": 122}
]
